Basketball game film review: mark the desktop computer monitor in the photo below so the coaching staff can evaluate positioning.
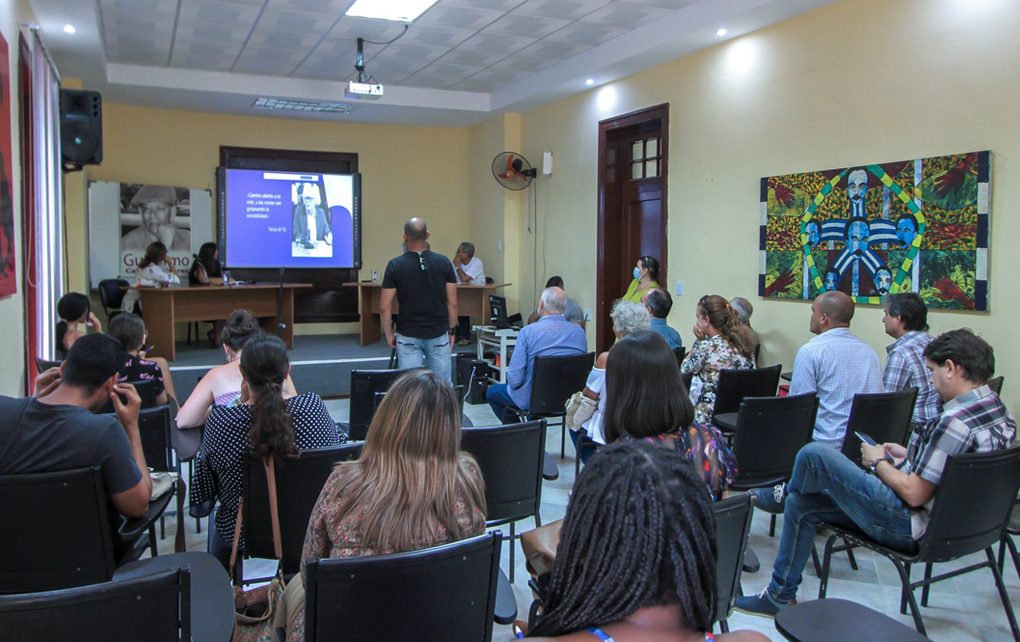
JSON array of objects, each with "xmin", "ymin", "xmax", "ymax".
[{"xmin": 489, "ymin": 294, "xmax": 509, "ymax": 329}]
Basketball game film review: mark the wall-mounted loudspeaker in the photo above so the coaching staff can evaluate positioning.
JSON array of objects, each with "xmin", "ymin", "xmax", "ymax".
[{"xmin": 59, "ymin": 89, "xmax": 103, "ymax": 171}]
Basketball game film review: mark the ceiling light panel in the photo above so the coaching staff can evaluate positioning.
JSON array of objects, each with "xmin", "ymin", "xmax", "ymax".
[
  {"xmin": 345, "ymin": 0, "xmax": 440, "ymax": 22},
  {"xmin": 253, "ymin": 97, "xmax": 357, "ymax": 113}
]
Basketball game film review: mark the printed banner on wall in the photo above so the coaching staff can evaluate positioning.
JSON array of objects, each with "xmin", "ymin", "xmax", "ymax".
[{"xmin": 758, "ymin": 151, "xmax": 990, "ymax": 310}]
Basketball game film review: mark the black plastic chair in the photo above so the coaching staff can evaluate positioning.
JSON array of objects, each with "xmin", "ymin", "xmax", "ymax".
[
  {"xmin": 461, "ymin": 420, "xmax": 546, "ymax": 583},
  {"xmin": 98, "ymin": 278, "xmax": 130, "ymax": 319},
  {"xmin": 346, "ymin": 368, "xmax": 413, "ymax": 440},
  {"xmin": 95, "ymin": 378, "xmax": 159, "ymax": 415},
  {"xmin": 34, "ymin": 356, "xmax": 62, "ymax": 374},
  {"xmin": 989, "ymin": 375, "xmax": 1004, "ymax": 396},
  {"xmin": 673, "ymin": 346, "xmax": 687, "ymax": 368},
  {"xmin": 0, "ymin": 568, "xmax": 190, "ymax": 642},
  {"xmin": 999, "ymin": 497, "xmax": 1020, "ymax": 579},
  {"xmin": 710, "ymin": 364, "xmax": 783, "ymax": 431},
  {"xmin": 133, "ymin": 404, "xmax": 188, "ymax": 551},
  {"xmin": 817, "ymin": 446, "xmax": 1020, "ymax": 639},
  {"xmin": 243, "ymin": 443, "xmax": 364, "ymax": 575},
  {"xmin": 0, "ymin": 466, "xmax": 170, "ymax": 594},
  {"xmin": 507, "ymin": 351, "xmax": 595, "ymax": 459},
  {"xmin": 305, "ymin": 532, "xmax": 502, "ymax": 642},
  {"xmin": 713, "ymin": 493, "xmax": 754, "ymax": 633},
  {"xmin": 840, "ymin": 388, "xmax": 918, "ymax": 466},
  {"xmin": 775, "ymin": 598, "xmax": 931, "ymax": 642},
  {"xmin": 729, "ymin": 393, "xmax": 818, "ymax": 491}
]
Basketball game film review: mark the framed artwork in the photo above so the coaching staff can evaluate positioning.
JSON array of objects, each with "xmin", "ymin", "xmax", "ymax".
[
  {"xmin": 759, "ymin": 151, "xmax": 990, "ymax": 310},
  {"xmin": 0, "ymin": 32, "xmax": 15, "ymax": 298}
]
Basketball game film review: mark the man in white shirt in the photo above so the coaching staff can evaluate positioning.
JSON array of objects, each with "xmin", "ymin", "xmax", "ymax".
[{"xmin": 453, "ymin": 241, "xmax": 485, "ymax": 345}]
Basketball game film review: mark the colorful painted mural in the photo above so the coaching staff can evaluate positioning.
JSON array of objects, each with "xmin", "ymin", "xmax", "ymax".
[{"xmin": 759, "ymin": 151, "xmax": 990, "ymax": 310}]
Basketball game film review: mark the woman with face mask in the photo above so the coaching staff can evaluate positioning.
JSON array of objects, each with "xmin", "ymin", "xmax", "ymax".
[{"xmin": 621, "ymin": 255, "xmax": 660, "ymax": 303}]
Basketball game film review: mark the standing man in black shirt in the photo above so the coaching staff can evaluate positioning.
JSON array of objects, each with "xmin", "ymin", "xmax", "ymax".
[{"xmin": 380, "ymin": 217, "xmax": 458, "ymax": 381}]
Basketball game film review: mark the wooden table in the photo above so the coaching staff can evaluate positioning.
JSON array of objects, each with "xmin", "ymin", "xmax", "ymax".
[
  {"xmin": 344, "ymin": 282, "xmax": 510, "ymax": 346},
  {"xmin": 138, "ymin": 283, "xmax": 311, "ymax": 361}
]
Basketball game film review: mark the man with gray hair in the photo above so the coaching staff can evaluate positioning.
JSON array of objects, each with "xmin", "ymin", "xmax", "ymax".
[
  {"xmin": 121, "ymin": 184, "xmax": 190, "ymax": 252},
  {"xmin": 730, "ymin": 296, "xmax": 760, "ymax": 358},
  {"xmin": 486, "ymin": 286, "xmax": 587, "ymax": 422}
]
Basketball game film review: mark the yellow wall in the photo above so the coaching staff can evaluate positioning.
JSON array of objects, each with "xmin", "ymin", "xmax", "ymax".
[
  {"xmin": 0, "ymin": 1, "xmax": 36, "ymax": 395},
  {"xmin": 516, "ymin": 0, "xmax": 1020, "ymax": 391}
]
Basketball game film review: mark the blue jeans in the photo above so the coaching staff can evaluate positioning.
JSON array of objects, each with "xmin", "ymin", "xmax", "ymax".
[
  {"xmin": 396, "ymin": 332, "xmax": 452, "ymax": 381},
  {"xmin": 486, "ymin": 383, "xmax": 520, "ymax": 424},
  {"xmin": 768, "ymin": 442, "xmax": 915, "ymax": 602}
]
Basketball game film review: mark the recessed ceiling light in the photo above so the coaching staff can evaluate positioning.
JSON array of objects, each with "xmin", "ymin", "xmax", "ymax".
[
  {"xmin": 585, "ymin": 78, "xmax": 594, "ymax": 86},
  {"xmin": 345, "ymin": 0, "xmax": 439, "ymax": 22},
  {"xmin": 63, "ymin": 24, "xmax": 76, "ymax": 34},
  {"xmin": 252, "ymin": 98, "xmax": 357, "ymax": 114},
  {"xmin": 716, "ymin": 27, "xmax": 728, "ymax": 36}
]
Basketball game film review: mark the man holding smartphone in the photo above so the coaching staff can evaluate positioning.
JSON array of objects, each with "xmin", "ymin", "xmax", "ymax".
[{"xmin": 737, "ymin": 328, "xmax": 1016, "ymax": 618}]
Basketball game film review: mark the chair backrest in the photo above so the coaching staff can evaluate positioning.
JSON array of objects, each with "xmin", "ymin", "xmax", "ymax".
[
  {"xmin": 840, "ymin": 388, "xmax": 918, "ymax": 465},
  {"xmin": 713, "ymin": 494, "xmax": 754, "ymax": 625},
  {"xmin": 730, "ymin": 393, "xmax": 819, "ymax": 489},
  {"xmin": 373, "ymin": 385, "xmax": 465, "ymax": 417},
  {"xmin": 95, "ymin": 378, "xmax": 159, "ymax": 415},
  {"xmin": 348, "ymin": 368, "xmax": 413, "ymax": 440},
  {"xmin": 137, "ymin": 404, "xmax": 174, "ymax": 473},
  {"xmin": 528, "ymin": 352, "xmax": 596, "ymax": 416},
  {"xmin": 34, "ymin": 356, "xmax": 62, "ymax": 374},
  {"xmin": 243, "ymin": 443, "xmax": 364, "ymax": 567},
  {"xmin": 0, "ymin": 467, "xmax": 117, "ymax": 593},
  {"xmin": 988, "ymin": 376, "xmax": 1004, "ymax": 396},
  {"xmin": 305, "ymin": 532, "xmax": 501, "ymax": 642},
  {"xmin": 0, "ymin": 568, "xmax": 189, "ymax": 642},
  {"xmin": 461, "ymin": 420, "xmax": 546, "ymax": 526},
  {"xmin": 710, "ymin": 364, "xmax": 783, "ymax": 420},
  {"xmin": 918, "ymin": 445, "xmax": 1020, "ymax": 562},
  {"xmin": 673, "ymin": 346, "xmax": 687, "ymax": 369},
  {"xmin": 98, "ymin": 278, "xmax": 130, "ymax": 312}
]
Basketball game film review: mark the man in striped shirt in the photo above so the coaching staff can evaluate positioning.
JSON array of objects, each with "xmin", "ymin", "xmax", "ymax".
[{"xmin": 883, "ymin": 293, "xmax": 942, "ymax": 427}]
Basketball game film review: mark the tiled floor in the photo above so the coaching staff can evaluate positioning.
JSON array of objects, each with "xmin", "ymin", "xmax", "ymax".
[{"xmin": 158, "ymin": 398, "xmax": 1020, "ymax": 641}]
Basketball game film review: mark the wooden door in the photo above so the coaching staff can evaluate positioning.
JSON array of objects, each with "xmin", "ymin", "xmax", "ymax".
[{"xmin": 596, "ymin": 104, "xmax": 669, "ymax": 351}]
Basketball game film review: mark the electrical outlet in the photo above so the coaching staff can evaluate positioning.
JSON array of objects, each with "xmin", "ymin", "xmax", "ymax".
[
  {"xmin": 675, "ymin": 281, "xmax": 684, "ymax": 296},
  {"xmin": 583, "ymin": 308, "xmax": 592, "ymax": 321}
]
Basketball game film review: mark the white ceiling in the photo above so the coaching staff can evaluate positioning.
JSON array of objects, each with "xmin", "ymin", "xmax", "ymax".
[{"xmin": 29, "ymin": 0, "xmax": 833, "ymax": 125}]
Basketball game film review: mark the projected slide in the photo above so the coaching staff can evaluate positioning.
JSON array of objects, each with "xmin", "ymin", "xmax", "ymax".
[{"xmin": 221, "ymin": 168, "xmax": 360, "ymax": 269}]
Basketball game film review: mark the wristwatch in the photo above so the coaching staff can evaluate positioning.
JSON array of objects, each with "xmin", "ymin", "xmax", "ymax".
[{"xmin": 868, "ymin": 454, "xmax": 894, "ymax": 475}]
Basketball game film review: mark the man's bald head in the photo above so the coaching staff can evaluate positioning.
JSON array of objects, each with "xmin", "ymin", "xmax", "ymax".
[
  {"xmin": 810, "ymin": 291, "xmax": 854, "ymax": 334},
  {"xmin": 403, "ymin": 217, "xmax": 428, "ymax": 241}
]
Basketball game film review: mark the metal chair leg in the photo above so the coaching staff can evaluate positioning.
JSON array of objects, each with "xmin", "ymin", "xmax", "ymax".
[
  {"xmin": 560, "ymin": 422, "xmax": 566, "ymax": 459},
  {"xmin": 817, "ymin": 534, "xmax": 837, "ymax": 598},
  {"xmin": 891, "ymin": 559, "xmax": 925, "ymax": 635},
  {"xmin": 920, "ymin": 562, "xmax": 934, "ymax": 606},
  {"xmin": 509, "ymin": 521, "xmax": 516, "ymax": 584},
  {"xmin": 769, "ymin": 514, "xmax": 777, "ymax": 537},
  {"xmin": 845, "ymin": 541, "xmax": 859, "ymax": 571},
  {"xmin": 985, "ymin": 547, "xmax": 1020, "ymax": 641}
]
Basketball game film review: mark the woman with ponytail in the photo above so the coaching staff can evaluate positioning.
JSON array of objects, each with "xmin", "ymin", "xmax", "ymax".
[
  {"xmin": 681, "ymin": 295, "xmax": 756, "ymax": 425},
  {"xmin": 191, "ymin": 334, "xmax": 342, "ymax": 568}
]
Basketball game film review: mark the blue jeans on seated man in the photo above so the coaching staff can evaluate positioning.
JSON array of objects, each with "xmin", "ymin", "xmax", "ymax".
[
  {"xmin": 749, "ymin": 442, "xmax": 915, "ymax": 608},
  {"xmin": 396, "ymin": 332, "xmax": 452, "ymax": 382},
  {"xmin": 486, "ymin": 383, "xmax": 522, "ymax": 424}
]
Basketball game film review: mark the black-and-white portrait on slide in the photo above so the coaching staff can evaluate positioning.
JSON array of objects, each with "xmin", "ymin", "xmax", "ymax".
[
  {"xmin": 120, "ymin": 184, "xmax": 192, "ymax": 253},
  {"xmin": 291, "ymin": 181, "xmax": 333, "ymax": 258}
]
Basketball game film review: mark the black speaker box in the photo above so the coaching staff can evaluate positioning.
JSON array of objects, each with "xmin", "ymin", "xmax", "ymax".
[{"xmin": 59, "ymin": 89, "xmax": 102, "ymax": 171}]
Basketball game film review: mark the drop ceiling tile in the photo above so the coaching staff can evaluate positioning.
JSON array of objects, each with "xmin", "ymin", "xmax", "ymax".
[
  {"xmin": 363, "ymin": 55, "xmax": 434, "ymax": 78},
  {"xmin": 174, "ymin": 20, "xmax": 251, "ymax": 45},
  {"xmin": 375, "ymin": 41, "xmax": 449, "ymax": 63},
  {"xmin": 266, "ymin": 0, "xmax": 352, "ymax": 11},
  {"xmin": 407, "ymin": 60, "xmax": 484, "ymax": 82},
  {"xmin": 544, "ymin": 21, "xmax": 628, "ymax": 46},
  {"xmin": 102, "ymin": 13, "xmax": 175, "ymax": 38},
  {"xmin": 487, "ymin": 54, "xmax": 556, "ymax": 74},
  {"xmin": 402, "ymin": 75, "xmax": 465, "ymax": 90},
  {"xmin": 105, "ymin": 47, "xmax": 170, "ymax": 66},
  {"xmin": 623, "ymin": 0, "xmax": 695, "ymax": 8},
  {"xmin": 171, "ymin": 49, "xmax": 237, "ymax": 71},
  {"xmin": 98, "ymin": 0, "xmax": 176, "ymax": 14},
  {"xmin": 105, "ymin": 33, "xmax": 173, "ymax": 57},
  {"xmin": 177, "ymin": 0, "xmax": 264, "ymax": 25},
  {"xmin": 482, "ymin": 13, "xmax": 568, "ymax": 39},
  {"xmin": 436, "ymin": 47, "xmax": 507, "ymax": 68},
  {"xmin": 327, "ymin": 17, "xmax": 409, "ymax": 41},
  {"xmin": 455, "ymin": 31, "xmax": 535, "ymax": 56},
  {"xmin": 513, "ymin": 38, "xmax": 592, "ymax": 60},
  {"xmin": 172, "ymin": 39, "xmax": 244, "ymax": 60},
  {"xmin": 512, "ymin": 0, "xmax": 611, "ymax": 21},
  {"xmin": 459, "ymin": 64, "xmax": 530, "ymax": 85},
  {"xmin": 414, "ymin": 5, "xmax": 505, "ymax": 31},
  {"xmin": 402, "ymin": 25, "xmax": 477, "ymax": 48},
  {"xmin": 580, "ymin": 1, "xmax": 674, "ymax": 28},
  {"xmin": 307, "ymin": 37, "xmax": 358, "ymax": 59},
  {"xmin": 245, "ymin": 28, "xmax": 323, "ymax": 49},
  {"xmin": 291, "ymin": 60, "xmax": 352, "ymax": 80},
  {"xmin": 449, "ymin": 76, "xmax": 499, "ymax": 92},
  {"xmin": 437, "ymin": 0, "xmax": 525, "ymax": 11},
  {"xmin": 232, "ymin": 46, "xmax": 305, "ymax": 74},
  {"xmin": 254, "ymin": 8, "xmax": 336, "ymax": 35}
]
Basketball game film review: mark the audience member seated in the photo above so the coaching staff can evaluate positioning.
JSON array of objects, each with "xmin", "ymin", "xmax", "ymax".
[
  {"xmin": 729, "ymin": 296, "xmax": 759, "ymax": 358},
  {"xmin": 528, "ymin": 276, "xmax": 585, "ymax": 328},
  {"xmin": 603, "ymin": 331, "xmax": 736, "ymax": 501},
  {"xmin": 188, "ymin": 241, "xmax": 227, "ymax": 346},
  {"xmin": 882, "ymin": 293, "xmax": 942, "ymax": 430},
  {"xmin": 276, "ymin": 369, "xmax": 487, "ymax": 641},
  {"xmin": 736, "ymin": 328, "xmax": 1016, "ymax": 618},
  {"xmin": 621, "ymin": 255, "xmax": 660, "ymax": 304},
  {"xmin": 569, "ymin": 300, "xmax": 649, "ymax": 453},
  {"xmin": 55, "ymin": 291, "xmax": 102, "ymax": 358},
  {"xmin": 0, "ymin": 335, "xmax": 152, "ymax": 558},
  {"xmin": 681, "ymin": 295, "xmax": 756, "ymax": 425},
  {"xmin": 120, "ymin": 241, "xmax": 182, "ymax": 313},
  {"xmin": 176, "ymin": 309, "xmax": 296, "ymax": 428},
  {"xmin": 191, "ymin": 334, "xmax": 342, "ymax": 568},
  {"xmin": 487, "ymin": 286, "xmax": 587, "ymax": 423},
  {"xmin": 525, "ymin": 441, "xmax": 766, "ymax": 642},
  {"xmin": 643, "ymin": 287, "xmax": 683, "ymax": 349},
  {"xmin": 108, "ymin": 312, "xmax": 178, "ymax": 406}
]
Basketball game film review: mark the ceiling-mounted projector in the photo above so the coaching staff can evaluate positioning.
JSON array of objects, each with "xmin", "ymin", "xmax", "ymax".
[{"xmin": 346, "ymin": 81, "xmax": 384, "ymax": 99}]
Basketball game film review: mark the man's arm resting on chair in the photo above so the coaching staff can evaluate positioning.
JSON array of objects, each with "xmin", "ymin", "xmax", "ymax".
[{"xmin": 110, "ymin": 382, "xmax": 152, "ymax": 518}]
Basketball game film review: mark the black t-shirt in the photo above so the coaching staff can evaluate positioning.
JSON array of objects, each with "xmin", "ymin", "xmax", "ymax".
[
  {"xmin": 382, "ymin": 250, "xmax": 457, "ymax": 339},
  {"xmin": 0, "ymin": 396, "xmax": 142, "ymax": 494}
]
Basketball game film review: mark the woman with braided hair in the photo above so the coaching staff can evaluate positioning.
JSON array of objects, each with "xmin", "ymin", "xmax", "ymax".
[
  {"xmin": 527, "ymin": 441, "xmax": 766, "ymax": 641},
  {"xmin": 681, "ymin": 294, "xmax": 756, "ymax": 425}
]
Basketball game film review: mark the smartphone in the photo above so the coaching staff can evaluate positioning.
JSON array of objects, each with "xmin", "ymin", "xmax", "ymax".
[{"xmin": 855, "ymin": 431, "xmax": 877, "ymax": 446}]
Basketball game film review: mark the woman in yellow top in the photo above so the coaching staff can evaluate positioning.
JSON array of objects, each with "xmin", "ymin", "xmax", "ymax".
[{"xmin": 621, "ymin": 255, "xmax": 660, "ymax": 303}]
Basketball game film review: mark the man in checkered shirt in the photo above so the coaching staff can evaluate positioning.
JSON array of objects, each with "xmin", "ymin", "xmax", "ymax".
[
  {"xmin": 737, "ymin": 328, "xmax": 1016, "ymax": 618},
  {"xmin": 883, "ymin": 293, "xmax": 942, "ymax": 428}
]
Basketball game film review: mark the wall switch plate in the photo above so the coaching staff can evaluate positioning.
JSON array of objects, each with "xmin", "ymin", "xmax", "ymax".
[
  {"xmin": 675, "ymin": 281, "xmax": 684, "ymax": 296},
  {"xmin": 496, "ymin": 241, "xmax": 503, "ymax": 252},
  {"xmin": 583, "ymin": 308, "xmax": 592, "ymax": 321}
]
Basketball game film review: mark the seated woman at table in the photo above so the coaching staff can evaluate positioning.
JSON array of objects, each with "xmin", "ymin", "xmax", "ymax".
[
  {"xmin": 108, "ymin": 312, "xmax": 178, "ymax": 406},
  {"xmin": 602, "ymin": 331, "xmax": 735, "ymax": 501},
  {"xmin": 681, "ymin": 294, "xmax": 756, "ymax": 426},
  {"xmin": 55, "ymin": 291, "xmax": 102, "ymax": 358},
  {"xmin": 188, "ymin": 241, "xmax": 224, "ymax": 286},
  {"xmin": 191, "ymin": 334, "xmax": 342, "ymax": 568},
  {"xmin": 525, "ymin": 441, "xmax": 766, "ymax": 642},
  {"xmin": 120, "ymin": 242, "xmax": 181, "ymax": 313},
  {"xmin": 176, "ymin": 309, "xmax": 297, "ymax": 428},
  {"xmin": 276, "ymin": 369, "xmax": 487, "ymax": 641}
]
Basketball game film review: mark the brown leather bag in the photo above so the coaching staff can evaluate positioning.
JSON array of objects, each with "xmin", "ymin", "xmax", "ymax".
[{"xmin": 520, "ymin": 519, "xmax": 563, "ymax": 578}]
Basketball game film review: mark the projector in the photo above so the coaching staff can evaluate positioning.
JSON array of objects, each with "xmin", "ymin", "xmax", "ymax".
[{"xmin": 346, "ymin": 81, "xmax": 384, "ymax": 99}]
